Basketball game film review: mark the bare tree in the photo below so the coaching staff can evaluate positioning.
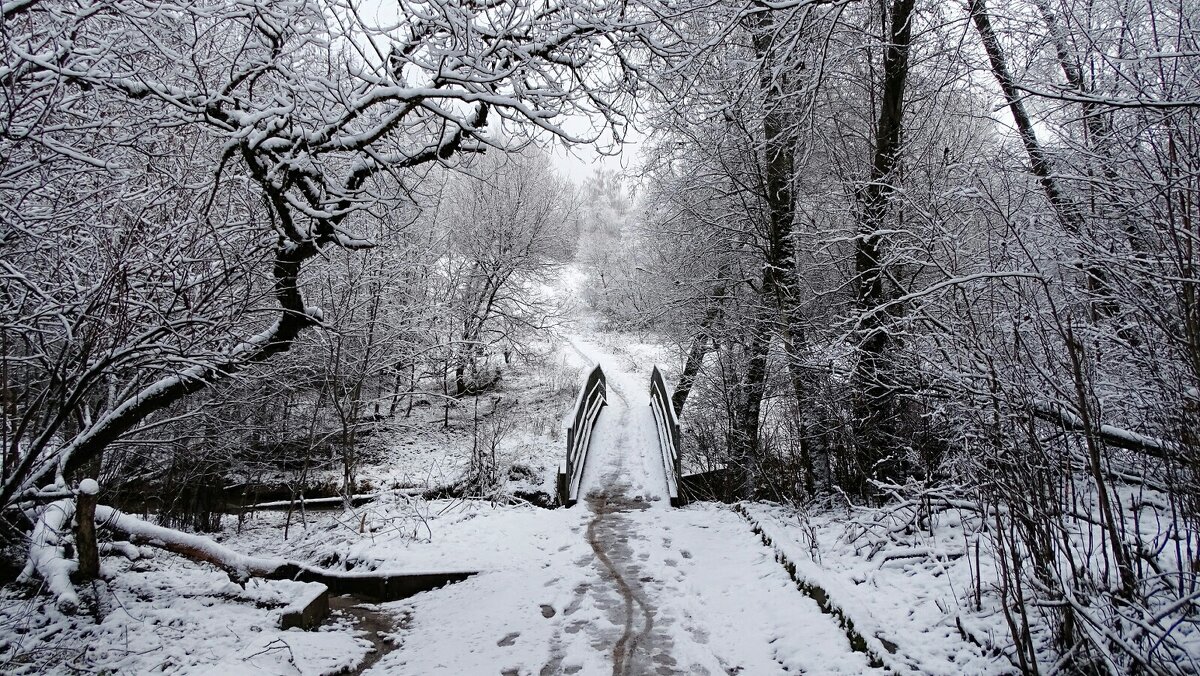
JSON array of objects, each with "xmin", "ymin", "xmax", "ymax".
[
  {"xmin": 3, "ymin": 0, "xmax": 647, "ymax": 606},
  {"xmin": 439, "ymin": 150, "xmax": 576, "ymax": 396}
]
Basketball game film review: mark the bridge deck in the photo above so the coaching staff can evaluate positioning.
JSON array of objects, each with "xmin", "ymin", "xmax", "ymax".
[{"xmin": 572, "ymin": 339, "xmax": 670, "ymax": 504}]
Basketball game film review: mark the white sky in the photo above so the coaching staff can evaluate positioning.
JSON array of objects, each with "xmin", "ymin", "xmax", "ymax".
[
  {"xmin": 543, "ymin": 113, "xmax": 646, "ymax": 184},
  {"xmin": 548, "ymin": 137, "xmax": 640, "ymax": 184}
]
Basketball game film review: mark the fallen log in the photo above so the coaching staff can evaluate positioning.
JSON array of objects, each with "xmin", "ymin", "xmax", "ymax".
[
  {"xmin": 17, "ymin": 499, "xmax": 80, "ymax": 612},
  {"xmin": 21, "ymin": 492, "xmax": 477, "ymax": 613},
  {"xmin": 94, "ymin": 505, "xmax": 475, "ymax": 599},
  {"xmin": 1032, "ymin": 401, "xmax": 1185, "ymax": 460},
  {"xmin": 95, "ymin": 505, "xmax": 301, "ymax": 583}
]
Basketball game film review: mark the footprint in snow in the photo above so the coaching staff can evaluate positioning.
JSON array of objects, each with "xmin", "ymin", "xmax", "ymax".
[{"xmin": 564, "ymin": 620, "xmax": 587, "ymax": 635}]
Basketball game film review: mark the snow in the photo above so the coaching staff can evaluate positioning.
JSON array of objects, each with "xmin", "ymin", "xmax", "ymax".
[
  {"xmin": 184, "ymin": 631, "xmax": 369, "ymax": 676},
  {"xmin": 740, "ymin": 502, "xmax": 1016, "ymax": 675},
  {"xmin": 0, "ymin": 267, "xmax": 1048, "ymax": 674},
  {"xmin": 0, "ymin": 560, "xmax": 372, "ymax": 675}
]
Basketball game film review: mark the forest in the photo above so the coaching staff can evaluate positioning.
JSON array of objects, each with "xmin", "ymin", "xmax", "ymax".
[{"xmin": 1, "ymin": 0, "xmax": 1198, "ymax": 673}]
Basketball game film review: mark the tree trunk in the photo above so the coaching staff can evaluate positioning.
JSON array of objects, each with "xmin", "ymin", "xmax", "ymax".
[
  {"xmin": 455, "ymin": 361, "xmax": 468, "ymax": 398},
  {"xmin": 672, "ymin": 280, "xmax": 728, "ymax": 416},
  {"xmin": 673, "ymin": 335, "xmax": 709, "ymax": 418},
  {"xmin": 1032, "ymin": 0, "xmax": 1146, "ymax": 252},
  {"xmin": 732, "ymin": 314, "xmax": 773, "ymax": 500},
  {"xmin": 784, "ymin": 337, "xmax": 817, "ymax": 495},
  {"xmin": 744, "ymin": 11, "xmax": 811, "ymax": 499},
  {"xmin": 748, "ymin": 9, "xmax": 802, "ymax": 335},
  {"xmin": 851, "ymin": 0, "xmax": 916, "ymax": 497}
]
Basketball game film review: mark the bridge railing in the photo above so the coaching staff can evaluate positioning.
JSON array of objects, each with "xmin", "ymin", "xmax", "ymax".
[
  {"xmin": 649, "ymin": 365, "xmax": 684, "ymax": 506},
  {"xmin": 557, "ymin": 364, "xmax": 606, "ymax": 507}
]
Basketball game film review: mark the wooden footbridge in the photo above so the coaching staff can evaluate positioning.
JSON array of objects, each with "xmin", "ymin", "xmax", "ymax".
[{"xmin": 555, "ymin": 364, "xmax": 687, "ymax": 507}]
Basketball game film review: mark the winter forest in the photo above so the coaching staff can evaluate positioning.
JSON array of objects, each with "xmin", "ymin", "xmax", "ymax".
[{"xmin": 1, "ymin": 0, "xmax": 1199, "ymax": 673}]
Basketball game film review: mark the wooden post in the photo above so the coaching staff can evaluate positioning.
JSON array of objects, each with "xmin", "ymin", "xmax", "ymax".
[
  {"xmin": 75, "ymin": 479, "xmax": 100, "ymax": 582},
  {"xmin": 556, "ymin": 469, "xmax": 569, "ymax": 508},
  {"xmin": 565, "ymin": 426, "xmax": 574, "ymax": 481}
]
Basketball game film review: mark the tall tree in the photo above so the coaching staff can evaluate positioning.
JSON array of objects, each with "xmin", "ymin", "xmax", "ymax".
[{"xmin": 850, "ymin": 0, "xmax": 916, "ymax": 496}]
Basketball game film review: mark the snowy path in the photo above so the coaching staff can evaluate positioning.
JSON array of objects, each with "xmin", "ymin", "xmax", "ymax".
[{"xmin": 367, "ymin": 336, "xmax": 883, "ymax": 675}]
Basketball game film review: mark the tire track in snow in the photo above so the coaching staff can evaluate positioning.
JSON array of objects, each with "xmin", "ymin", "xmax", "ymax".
[{"xmin": 585, "ymin": 487, "xmax": 659, "ymax": 676}]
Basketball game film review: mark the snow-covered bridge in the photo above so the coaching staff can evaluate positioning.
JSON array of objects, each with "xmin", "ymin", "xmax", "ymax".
[
  {"xmin": 556, "ymin": 358, "xmax": 682, "ymax": 509},
  {"xmin": 364, "ymin": 340, "xmax": 890, "ymax": 675}
]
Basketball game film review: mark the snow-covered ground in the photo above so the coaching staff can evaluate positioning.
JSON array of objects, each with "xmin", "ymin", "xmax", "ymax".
[
  {"xmin": 740, "ymin": 502, "xmax": 1009, "ymax": 675},
  {"xmin": 0, "ymin": 556, "xmax": 374, "ymax": 674},
  {"xmin": 274, "ymin": 346, "xmax": 583, "ymax": 502},
  {"xmin": 0, "ymin": 267, "xmax": 1009, "ymax": 675},
  {"xmin": 362, "ymin": 500, "xmax": 888, "ymax": 675},
  {"xmin": 351, "ymin": 334, "xmax": 888, "ymax": 676}
]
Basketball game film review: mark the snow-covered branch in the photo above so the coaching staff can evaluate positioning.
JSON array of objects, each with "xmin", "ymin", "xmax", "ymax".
[
  {"xmin": 1031, "ymin": 401, "xmax": 1183, "ymax": 460},
  {"xmin": 16, "ymin": 499, "xmax": 79, "ymax": 612}
]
